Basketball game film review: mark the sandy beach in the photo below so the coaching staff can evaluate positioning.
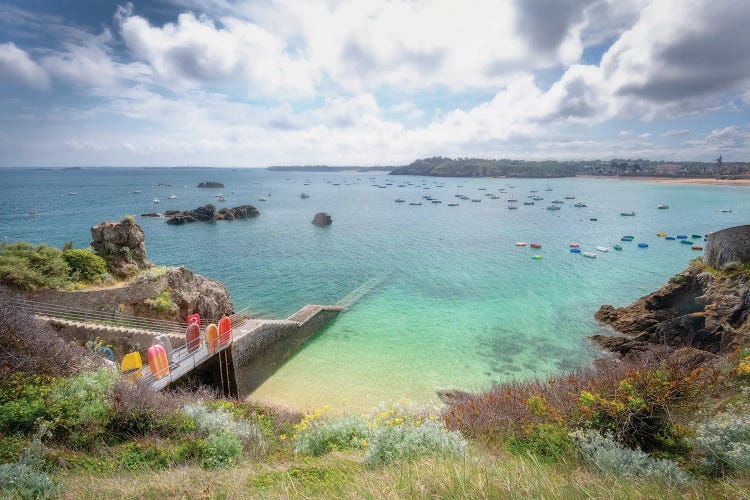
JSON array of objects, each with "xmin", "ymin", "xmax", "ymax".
[{"xmin": 576, "ymin": 175, "xmax": 750, "ymax": 186}]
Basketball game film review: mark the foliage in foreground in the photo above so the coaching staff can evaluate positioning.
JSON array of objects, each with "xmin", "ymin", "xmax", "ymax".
[
  {"xmin": 692, "ymin": 402, "xmax": 750, "ymax": 474},
  {"xmin": 0, "ymin": 422, "xmax": 58, "ymax": 499},
  {"xmin": 571, "ymin": 429, "xmax": 689, "ymax": 484},
  {"xmin": 0, "ymin": 242, "xmax": 70, "ymax": 291}
]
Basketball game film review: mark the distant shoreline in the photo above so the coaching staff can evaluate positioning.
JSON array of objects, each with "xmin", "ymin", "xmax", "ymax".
[{"xmin": 576, "ymin": 175, "xmax": 750, "ymax": 186}]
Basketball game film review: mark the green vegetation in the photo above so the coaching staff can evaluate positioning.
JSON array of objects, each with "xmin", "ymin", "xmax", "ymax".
[
  {"xmin": 62, "ymin": 248, "xmax": 107, "ymax": 282},
  {"xmin": 0, "ymin": 242, "xmax": 70, "ymax": 290},
  {"xmin": 144, "ymin": 288, "xmax": 174, "ymax": 313}
]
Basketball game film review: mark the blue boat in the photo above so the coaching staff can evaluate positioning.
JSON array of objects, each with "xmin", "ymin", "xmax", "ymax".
[
  {"xmin": 676, "ymin": 235, "xmax": 688, "ymax": 239},
  {"xmin": 570, "ymin": 248, "xmax": 581, "ymax": 253},
  {"xmin": 665, "ymin": 236, "xmax": 676, "ymax": 240},
  {"xmin": 638, "ymin": 243, "xmax": 649, "ymax": 248}
]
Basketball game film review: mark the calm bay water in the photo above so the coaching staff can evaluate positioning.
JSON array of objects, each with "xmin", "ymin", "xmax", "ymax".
[{"xmin": 0, "ymin": 167, "xmax": 746, "ymax": 411}]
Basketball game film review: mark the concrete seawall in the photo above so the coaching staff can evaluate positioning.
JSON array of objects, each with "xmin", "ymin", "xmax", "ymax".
[{"xmin": 231, "ymin": 304, "xmax": 342, "ymax": 397}]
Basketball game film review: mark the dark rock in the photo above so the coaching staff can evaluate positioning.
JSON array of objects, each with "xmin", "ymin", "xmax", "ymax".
[
  {"xmin": 166, "ymin": 204, "xmax": 259, "ymax": 225},
  {"xmin": 140, "ymin": 213, "xmax": 161, "ymax": 217},
  {"xmin": 704, "ymin": 225, "xmax": 750, "ymax": 268},
  {"xmin": 163, "ymin": 210, "xmax": 180, "ymax": 216},
  {"xmin": 91, "ymin": 218, "xmax": 152, "ymax": 277},
  {"xmin": 436, "ymin": 389, "xmax": 473, "ymax": 405},
  {"xmin": 198, "ymin": 181, "xmax": 224, "ymax": 188},
  {"xmin": 312, "ymin": 212, "xmax": 332, "ymax": 226}
]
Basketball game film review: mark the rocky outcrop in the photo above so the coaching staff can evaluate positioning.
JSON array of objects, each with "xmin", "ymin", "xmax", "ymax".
[
  {"xmin": 24, "ymin": 266, "xmax": 233, "ymax": 323},
  {"xmin": 704, "ymin": 225, "xmax": 750, "ymax": 269},
  {"xmin": 312, "ymin": 212, "xmax": 332, "ymax": 226},
  {"xmin": 140, "ymin": 213, "xmax": 161, "ymax": 217},
  {"xmin": 166, "ymin": 204, "xmax": 259, "ymax": 225},
  {"xmin": 593, "ymin": 261, "xmax": 750, "ymax": 358},
  {"xmin": 198, "ymin": 182, "xmax": 224, "ymax": 188},
  {"xmin": 91, "ymin": 218, "xmax": 152, "ymax": 277}
]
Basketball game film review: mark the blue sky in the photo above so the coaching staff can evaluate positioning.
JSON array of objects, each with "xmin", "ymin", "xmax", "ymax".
[{"xmin": 0, "ymin": 0, "xmax": 749, "ymax": 167}]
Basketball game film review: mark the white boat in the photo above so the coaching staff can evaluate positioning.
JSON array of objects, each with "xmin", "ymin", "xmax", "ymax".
[
  {"xmin": 546, "ymin": 205, "xmax": 561, "ymax": 210},
  {"xmin": 508, "ymin": 204, "xmax": 518, "ymax": 209},
  {"xmin": 68, "ymin": 192, "xmax": 77, "ymax": 195},
  {"xmin": 515, "ymin": 242, "xmax": 527, "ymax": 246},
  {"xmin": 573, "ymin": 202, "xmax": 587, "ymax": 207},
  {"xmin": 582, "ymin": 252, "xmax": 597, "ymax": 258},
  {"xmin": 153, "ymin": 198, "xmax": 160, "ymax": 204},
  {"xmin": 301, "ymin": 193, "xmax": 310, "ymax": 199},
  {"xmin": 657, "ymin": 204, "xmax": 669, "ymax": 209},
  {"xmin": 217, "ymin": 194, "xmax": 226, "ymax": 202},
  {"xmin": 168, "ymin": 194, "xmax": 176, "ymax": 199},
  {"xmin": 720, "ymin": 208, "xmax": 732, "ymax": 213},
  {"xmin": 596, "ymin": 246, "xmax": 609, "ymax": 252}
]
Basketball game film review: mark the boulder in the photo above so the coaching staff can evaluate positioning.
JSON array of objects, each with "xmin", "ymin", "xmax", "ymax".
[
  {"xmin": 198, "ymin": 182, "xmax": 224, "ymax": 188},
  {"xmin": 312, "ymin": 212, "xmax": 332, "ymax": 226},
  {"xmin": 91, "ymin": 218, "xmax": 152, "ymax": 277}
]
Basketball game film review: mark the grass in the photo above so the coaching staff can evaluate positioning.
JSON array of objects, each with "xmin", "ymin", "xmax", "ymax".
[{"xmin": 56, "ymin": 448, "xmax": 750, "ymax": 499}]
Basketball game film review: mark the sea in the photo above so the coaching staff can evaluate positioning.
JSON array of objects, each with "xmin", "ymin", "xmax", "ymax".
[{"xmin": 0, "ymin": 167, "xmax": 746, "ymax": 412}]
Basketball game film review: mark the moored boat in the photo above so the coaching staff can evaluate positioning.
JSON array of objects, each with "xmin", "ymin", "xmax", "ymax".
[
  {"xmin": 637, "ymin": 243, "xmax": 649, "ymax": 248},
  {"xmin": 570, "ymin": 248, "xmax": 581, "ymax": 253},
  {"xmin": 515, "ymin": 242, "xmax": 527, "ymax": 246},
  {"xmin": 531, "ymin": 255, "xmax": 542, "ymax": 260},
  {"xmin": 656, "ymin": 232, "xmax": 666, "ymax": 237},
  {"xmin": 620, "ymin": 212, "xmax": 636, "ymax": 216},
  {"xmin": 613, "ymin": 244, "xmax": 623, "ymax": 251},
  {"xmin": 692, "ymin": 245, "xmax": 704, "ymax": 250},
  {"xmin": 569, "ymin": 243, "xmax": 580, "ymax": 248},
  {"xmin": 658, "ymin": 204, "xmax": 669, "ymax": 209},
  {"xmin": 665, "ymin": 236, "xmax": 676, "ymax": 240},
  {"xmin": 582, "ymin": 252, "xmax": 597, "ymax": 258},
  {"xmin": 621, "ymin": 235, "xmax": 634, "ymax": 241},
  {"xmin": 596, "ymin": 246, "xmax": 609, "ymax": 252},
  {"xmin": 530, "ymin": 243, "xmax": 542, "ymax": 248}
]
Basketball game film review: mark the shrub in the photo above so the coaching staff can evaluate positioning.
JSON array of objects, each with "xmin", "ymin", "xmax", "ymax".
[
  {"xmin": 63, "ymin": 248, "xmax": 107, "ymax": 282},
  {"xmin": 0, "ymin": 462, "xmax": 58, "ymax": 499},
  {"xmin": 692, "ymin": 404, "xmax": 750, "ymax": 474},
  {"xmin": 505, "ymin": 423, "xmax": 573, "ymax": 463},
  {"xmin": 364, "ymin": 420, "xmax": 466, "ymax": 466},
  {"xmin": 117, "ymin": 441, "xmax": 173, "ymax": 471},
  {"xmin": 202, "ymin": 432, "xmax": 242, "ymax": 469},
  {"xmin": 144, "ymin": 289, "xmax": 174, "ymax": 313},
  {"xmin": 106, "ymin": 380, "xmax": 186, "ymax": 441},
  {"xmin": 571, "ymin": 430, "xmax": 688, "ymax": 484},
  {"xmin": 48, "ymin": 368, "xmax": 117, "ymax": 448},
  {"xmin": 294, "ymin": 416, "xmax": 369, "ymax": 456},
  {"xmin": 0, "ymin": 242, "xmax": 70, "ymax": 290},
  {"xmin": 182, "ymin": 402, "xmax": 264, "ymax": 449},
  {"xmin": 174, "ymin": 437, "xmax": 207, "ymax": 465},
  {"xmin": 0, "ymin": 374, "xmax": 53, "ymax": 434}
]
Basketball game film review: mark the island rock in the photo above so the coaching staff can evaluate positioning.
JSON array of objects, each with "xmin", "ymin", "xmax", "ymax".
[
  {"xmin": 166, "ymin": 204, "xmax": 259, "ymax": 225},
  {"xmin": 198, "ymin": 181, "xmax": 224, "ymax": 188},
  {"xmin": 91, "ymin": 218, "xmax": 152, "ymax": 277},
  {"xmin": 312, "ymin": 212, "xmax": 332, "ymax": 226}
]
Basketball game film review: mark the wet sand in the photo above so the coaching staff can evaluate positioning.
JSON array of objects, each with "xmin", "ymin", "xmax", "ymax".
[{"xmin": 576, "ymin": 175, "xmax": 750, "ymax": 187}]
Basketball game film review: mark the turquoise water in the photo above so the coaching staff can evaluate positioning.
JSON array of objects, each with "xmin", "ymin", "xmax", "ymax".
[{"xmin": 1, "ymin": 168, "xmax": 747, "ymax": 411}]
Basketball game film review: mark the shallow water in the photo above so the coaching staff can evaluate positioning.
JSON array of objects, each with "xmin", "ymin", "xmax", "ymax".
[{"xmin": 1, "ymin": 168, "xmax": 746, "ymax": 411}]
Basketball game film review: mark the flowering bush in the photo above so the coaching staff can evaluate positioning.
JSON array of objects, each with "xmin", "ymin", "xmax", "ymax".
[
  {"xmin": 364, "ymin": 420, "xmax": 466, "ymax": 466},
  {"xmin": 571, "ymin": 430, "xmax": 688, "ymax": 484},
  {"xmin": 293, "ymin": 416, "xmax": 369, "ymax": 456},
  {"xmin": 182, "ymin": 402, "xmax": 263, "ymax": 447}
]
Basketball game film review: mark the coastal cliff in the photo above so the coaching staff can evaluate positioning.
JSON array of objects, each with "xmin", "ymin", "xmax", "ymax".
[{"xmin": 593, "ymin": 225, "xmax": 750, "ymax": 358}]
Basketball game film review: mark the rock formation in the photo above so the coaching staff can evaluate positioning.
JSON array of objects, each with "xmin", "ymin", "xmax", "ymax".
[
  {"xmin": 704, "ymin": 224, "xmax": 750, "ymax": 269},
  {"xmin": 312, "ymin": 212, "xmax": 332, "ymax": 226},
  {"xmin": 166, "ymin": 204, "xmax": 259, "ymax": 225},
  {"xmin": 593, "ymin": 225, "xmax": 750, "ymax": 358},
  {"xmin": 198, "ymin": 181, "xmax": 224, "ymax": 188},
  {"xmin": 90, "ymin": 218, "xmax": 152, "ymax": 277}
]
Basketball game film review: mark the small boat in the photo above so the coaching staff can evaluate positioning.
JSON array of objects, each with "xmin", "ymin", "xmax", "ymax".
[
  {"xmin": 168, "ymin": 194, "xmax": 176, "ymax": 199},
  {"xmin": 573, "ymin": 202, "xmax": 587, "ymax": 207},
  {"xmin": 596, "ymin": 246, "xmax": 609, "ymax": 252},
  {"xmin": 569, "ymin": 243, "xmax": 580, "ymax": 248},
  {"xmin": 570, "ymin": 248, "xmax": 581, "ymax": 253},
  {"xmin": 301, "ymin": 193, "xmax": 310, "ymax": 199},
  {"xmin": 551, "ymin": 200, "xmax": 564, "ymax": 204},
  {"xmin": 545, "ymin": 187, "xmax": 553, "ymax": 192},
  {"xmin": 676, "ymin": 234, "xmax": 687, "ymax": 239},
  {"xmin": 665, "ymin": 236, "xmax": 676, "ymax": 240},
  {"xmin": 565, "ymin": 196, "xmax": 575, "ymax": 200},
  {"xmin": 523, "ymin": 201, "xmax": 535, "ymax": 205},
  {"xmin": 217, "ymin": 194, "xmax": 225, "ymax": 202},
  {"xmin": 582, "ymin": 252, "xmax": 597, "ymax": 258},
  {"xmin": 332, "ymin": 183, "xmax": 341, "ymax": 186},
  {"xmin": 533, "ymin": 196, "xmax": 544, "ymax": 201},
  {"xmin": 546, "ymin": 205, "xmax": 561, "ymax": 210},
  {"xmin": 692, "ymin": 245, "xmax": 704, "ymax": 250},
  {"xmin": 408, "ymin": 202, "xmax": 422, "ymax": 206},
  {"xmin": 656, "ymin": 232, "xmax": 666, "ymax": 237},
  {"xmin": 153, "ymin": 198, "xmax": 160, "ymax": 204},
  {"xmin": 613, "ymin": 245, "xmax": 623, "ymax": 251},
  {"xmin": 530, "ymin": 243, "xmax": 542, "ymax": 249},
  {"xmin": 531, "ymin": 255, "xmax": 542, "ymax": 260},
  {"xmin": 68, "ymin": 192, "xmax": 77, "ymax": 195},
  {"xmin": 681, "ymin": 240, "xmax": 694, "ymax": 245},
  {"xmin": 637, "ymin": 243, "xmax": 649, "ymax": 248},
  {"xmin": 448, "ymin": 203, "xmax": 459, "ymax": 207},
  {"xmin": 478, "ymin": 187, "xmax": 486, "ymax": 191},
  {"xmin": 691, "ymin": 234, "xmax": 703, "ymax": 239},
  {"xmin": 131, "ymin": 190, "xmax": 142, "ymax": 194},
  {"xmin": 431, "ymin": 200, "xmax": 442, "ymax": 204},
  {"xmin": 507, "ymin": 199, "xmax": 518, "ymax": 203},
  {"xmin": 658, "ymin": 204, "xmax": 669, "ymax": 209},
  {"xmin": 508, "ymin": 205, "xmax": 518, "ymax": 209},
  {"xmin": 589, "ymin": 218, "xmax": 598, "ymax": 221},
  {"xmin": 621, "ymin": 235, "xmax": 634, "ymax": 241},
  {"xmin": 394, "ymin": 198, "xmax": 405, "ymax": 203},
  {"xmin": 258, "ymin": 197, "xmax": 267, "ymax": 201},
  {"xmin": 471, "ymin": 199, "xmax": 481, "ymax": 203},
  {"xmin": 720, "ymin": 208, "xmax": 732, "ymax": 213},
  {"xmin": 620, "ymin": 212, "xmax": 636, "ymax": 216},
  {"xmin": 515, "ymin": 242, "xmax": 527, "ymax": 247}
]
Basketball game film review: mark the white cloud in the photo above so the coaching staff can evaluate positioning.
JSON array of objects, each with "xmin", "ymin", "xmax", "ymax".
[
  {"xmin": 0, "ymin": 42, "xmax": 49, "ymax": 88},
  {"xmin": 662, "ymin": 129, "xmax": 689, "ymax": 137}
]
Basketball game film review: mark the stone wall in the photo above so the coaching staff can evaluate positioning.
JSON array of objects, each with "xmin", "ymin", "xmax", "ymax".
[
  {"xmin": 231, "ymin": 305, "xmax": 341, "ymax": 397},
  {"xmin": 705, "ymin": 225, "xmax": 750, "ymax": 268}
]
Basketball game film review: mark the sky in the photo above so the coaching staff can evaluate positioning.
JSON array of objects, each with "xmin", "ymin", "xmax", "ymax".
[{"xmin": 0, "ymin": 0, "xmax": 749, "ymax": 167}]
